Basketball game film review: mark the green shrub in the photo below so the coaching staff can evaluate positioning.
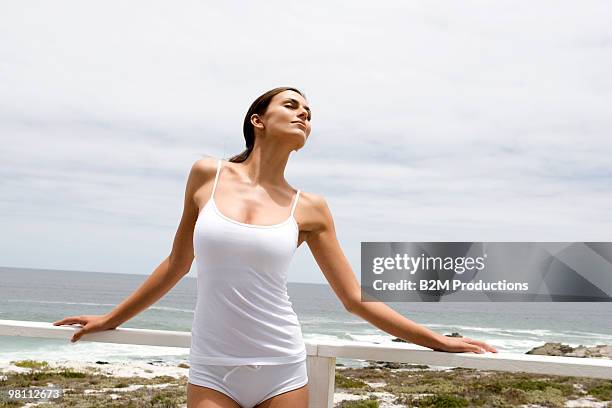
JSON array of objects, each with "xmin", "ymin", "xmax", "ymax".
[
  {"xmin": 336, "ymin": 372, "xmax": 368, "ymax": 389},
  {"xmin": 338, "ymin": 398, "xmax": 379, "ymax": 408},
  {"xmin": 57, "ymin": 369, "xmax": 86, "ymax": 378},
  {"xmin": 13, "ymin": 360, "xmax": 49, "ymax": 370},
  {"xmin": 510, "ymin": 379, "xmax": 549, "ymax": 391},
  {"xmin": 587, "ymin": 382, "xmax": 612, "ymax": 401},
  {"xmin": 418, "ymin": 394, "xmax": 469, "ymax": 407},
  {"xmin": 149, "ymin": 393, "xmax": 180, "ymax": 408}
]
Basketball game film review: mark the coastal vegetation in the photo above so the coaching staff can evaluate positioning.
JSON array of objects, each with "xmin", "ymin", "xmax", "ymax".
[{"xmin": 1, "ymin": 359, "xmax": 611, "ymax": 407}]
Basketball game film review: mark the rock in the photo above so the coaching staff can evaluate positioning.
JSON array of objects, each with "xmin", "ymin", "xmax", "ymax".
[
  {"xmin": 445, "ymin": 332, "xmax": 463, "ymax": 337},
  {"xmin": 567, "ymin": 344, "xmax": 611, "ymax": 358},
  {"xmin": 366, "ymin": 360, "xmax": 429, "ymax": 369},
  {"xmin": 95, "ymin": 361, "xmax": 109, "ymax": 365},
  {"xmin": 526, "ymin": 342, "xmax": 573, "ymax": 356},
  {"xmin": 526, "ymin": 343, "xmax": 611, "ymax": 359}
]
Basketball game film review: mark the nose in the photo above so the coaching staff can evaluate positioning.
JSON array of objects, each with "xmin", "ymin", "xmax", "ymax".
[{"xmin": 297, "ymin": 106, "xmax": 309, "ymax": 120}]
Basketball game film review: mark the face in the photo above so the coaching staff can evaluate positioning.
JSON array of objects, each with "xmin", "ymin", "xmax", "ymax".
[{"xmin": 252, "ymin": 90, "xmax": 312, "ymax": 149}]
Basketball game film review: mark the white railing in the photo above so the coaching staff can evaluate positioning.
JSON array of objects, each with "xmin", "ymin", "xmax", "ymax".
[{"xmin": 1, "ymin": 319, "xmax": 611, "ymax": 408}]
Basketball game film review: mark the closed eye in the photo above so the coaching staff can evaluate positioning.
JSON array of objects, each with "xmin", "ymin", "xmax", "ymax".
[{"xmin": 285, "ymin": 104, "xmax": 311, "ymax": 121}]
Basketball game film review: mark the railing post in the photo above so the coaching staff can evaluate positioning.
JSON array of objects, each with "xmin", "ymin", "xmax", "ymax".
[{"xmin": 306, "ymin": 355, "xmax": 336, "ymax": 408}]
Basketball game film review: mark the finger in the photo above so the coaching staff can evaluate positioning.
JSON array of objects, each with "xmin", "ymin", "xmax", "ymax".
[
  {"xmin": 463, "ymin": 339, "xmax": 494, "ymax": 352},
  {"xmin": 463, "ymin": 338, "xmax": 486, "ymax": 347},
  {"xmin": 470, "ymin": 344, "xmax": 485, "ymax": 354},
  {"xmin": 484, "ymin": 343, "xmax": 498, "ymax": 353},
  {"xmin": 54, "ymin": 319, "xmax": 77, "ymax": 326},
  {"xmin": 469, "ymin": 340, "xmax": 497, "ymax": 353},
  {"xmin": 450, "ymin": 343, "xmax": 480, "ymax": 354},
  {"xmin": 52, "ymin": 318, "xmax": 72, "ymax": 325},
  {"xmin": 53, "ymin": 317, "xmax": 84, "ymax": 326},
  {"xmin": 71, "ymin": 330, "xmax": 85, "ymax": 343}
]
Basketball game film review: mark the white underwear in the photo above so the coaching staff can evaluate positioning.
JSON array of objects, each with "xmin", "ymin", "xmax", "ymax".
[{"xmin": 188, "ymin": 358, "xmax": 308, "ymax": 407}]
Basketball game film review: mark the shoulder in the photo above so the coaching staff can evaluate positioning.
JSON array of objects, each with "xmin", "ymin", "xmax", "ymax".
[
  {"xmin": 190, "ymin": 157, "xmax": 218, "ymax": 177},
  {"xmin": 298, "ymin": 191, "xmax": 330, "ymax": 213},
  {"xmin": 184, "ymin": 157, "xmax": 220, "ymax": 195},
  {"xmin": 296, "ymin": 191, "xmax": 335, "ymax": 234},
  {"xmin": 188, "ymin": 157, "xmax": 219, "ymax": 184}
]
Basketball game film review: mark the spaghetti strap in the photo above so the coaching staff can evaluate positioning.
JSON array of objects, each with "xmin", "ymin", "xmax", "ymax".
[
  {"xmin": 211, "ymin": 159, "xmax": 222, "ymax": 199},
  {"xmin": 290, "ymin": 190, "xmax": 301, "ymax": 217},
  {"xmin": 191, "ymin": 166, "xmax": 307, "ymax": 366}
]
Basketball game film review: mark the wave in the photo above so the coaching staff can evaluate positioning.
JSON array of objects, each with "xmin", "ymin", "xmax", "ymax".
[
  {"xmin": 0, "ymin": 341, "xmax": 190, "ymax": 365},
  {"xmin": 424, "ymin": 323, "xmax": 558, "ymax": 337},
  {"xmin": 3, "ymin": 299, "xmax": 193, "ymax": 314},
  {"xmin": 342, "ymin": 331, "xmax": 606, "ymax": 354},
  {"xmin": 421, "ymin": 323, "xmax": 612, "ymax": 343}
]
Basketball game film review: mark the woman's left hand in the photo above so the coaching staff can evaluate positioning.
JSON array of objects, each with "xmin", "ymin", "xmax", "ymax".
[{"xmin": 434, "ymin": 335, "xmax": 498, "ymax": 354}]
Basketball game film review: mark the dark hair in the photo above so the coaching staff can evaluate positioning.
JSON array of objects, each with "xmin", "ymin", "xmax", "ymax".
[{"xmin": 227, "ymin": 86, "xmax": 306, "ymax": 163}]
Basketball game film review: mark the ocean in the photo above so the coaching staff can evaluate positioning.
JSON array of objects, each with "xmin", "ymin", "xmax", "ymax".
[{"xmin": 1, "ymin": 266, "xmax": 610, "ymax": 368}]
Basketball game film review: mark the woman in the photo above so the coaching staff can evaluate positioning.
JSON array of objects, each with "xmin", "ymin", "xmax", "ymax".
[{"xmin": 53, "ymin": 86, "xmax": 497, "ymax": 408}]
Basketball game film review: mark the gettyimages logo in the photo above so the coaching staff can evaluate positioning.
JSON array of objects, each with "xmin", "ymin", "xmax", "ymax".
[
  {"xmin": 372, "ymin": 253, "xmax": 486, "ymax": 275},
  {"xmin": 361, "ymin": 242, "xmax": 612, "ymax": 302}
]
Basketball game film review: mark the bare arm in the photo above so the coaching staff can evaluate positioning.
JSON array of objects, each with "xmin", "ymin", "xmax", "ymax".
[
  {"xmin": 102, "ymin": 255, "xmax": 186, "ymax": 329},
  {"xmin": 305, "ymin": 194, "xmax": 497, "ymax": 354},
  {"xmin": 54, "ymin": 158, "xmax": 214, "ymax": 341},
  {"xmin": 103, "ymin": 159, "xmax": 211, "ymax": 328}
]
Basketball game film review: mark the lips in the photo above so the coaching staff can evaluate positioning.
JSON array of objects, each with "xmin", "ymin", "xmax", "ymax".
[{"xmin": 292, "ymin": 122, "xmax": 306, "ymax": 129}]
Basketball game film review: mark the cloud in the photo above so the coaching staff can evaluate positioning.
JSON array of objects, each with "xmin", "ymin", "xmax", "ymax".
[{"xmin": 1, "ymin": 0, "xmax": 611, "ymax": 283}]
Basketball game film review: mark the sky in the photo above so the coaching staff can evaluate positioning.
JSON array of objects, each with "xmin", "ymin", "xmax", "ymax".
[{"xmin": 1, "ymin": 1, "xmax": 611, "ymax": 284}]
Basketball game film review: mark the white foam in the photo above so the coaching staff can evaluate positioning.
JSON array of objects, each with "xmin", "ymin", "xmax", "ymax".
[
  {"xmin": 425, "ymin": 323, "xmax": 558, "ymax": 337},
  {"xmin": 303, "ymin": 333, "xmax": 344, "ymax": 343},
  {"xmin": 5, "ymin": 299, "xmax": 193, "ymax": 314},
  {"xmin": 0, "ymin": 341, "xmax": 190, "ymax": 364},
  {"xmin": 346, "ymin": 333, "xmax": 392, "ymax": 344}
]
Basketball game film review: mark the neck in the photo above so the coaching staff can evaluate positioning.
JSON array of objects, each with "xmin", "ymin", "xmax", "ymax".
[{"xmin": 238, "ymin": 144, "xmax": 292, "ymax": 187}]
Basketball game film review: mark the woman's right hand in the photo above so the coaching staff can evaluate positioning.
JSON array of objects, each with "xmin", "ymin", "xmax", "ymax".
[{"xmin": 52, "ymin": 314, "xmax": 117, "ymax": 343}]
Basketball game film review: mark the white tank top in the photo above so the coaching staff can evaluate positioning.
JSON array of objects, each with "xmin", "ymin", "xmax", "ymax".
[{"xmin": 189, "ymin": 158, "xmax": 307, "ymax": 365}]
